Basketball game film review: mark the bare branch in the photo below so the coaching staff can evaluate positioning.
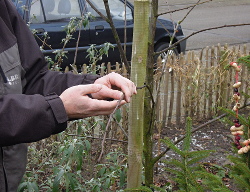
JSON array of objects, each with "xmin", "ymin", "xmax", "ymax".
[
  {"xmin": 157, "ymin": 0, "xmax": 212, "ymax": 17},
  {"xmin": 85, "ymin": 0, "xmax": 131, "ymax": 74},
  {"xmin": 155, "ymin": 23, "xmax": 250, "ymax": 56},
  {"xmin": 179, "ymin": 0, "xmax": 202, "ymax": 24},
  {"xmin": 85, "ymin": 0, "xmax": 108, "ymax": 21}
]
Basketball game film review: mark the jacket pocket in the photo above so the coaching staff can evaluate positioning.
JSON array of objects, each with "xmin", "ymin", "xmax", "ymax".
[
  {"xmin": 0, "ymin": 65, "xmax": 7, "ymax": 83},
  {"xmin": 0, "ymin": 44, "xmax": 24, "ymax": 94}
]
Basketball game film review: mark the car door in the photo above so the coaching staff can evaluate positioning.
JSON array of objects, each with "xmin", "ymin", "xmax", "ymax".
[
  {"xmin": 28, "ymin": 0, "xmax": 91, "ymax": 68},
  {"xmin": 84, "ymin": 0, "xmax": 134, "ymax": 64}
]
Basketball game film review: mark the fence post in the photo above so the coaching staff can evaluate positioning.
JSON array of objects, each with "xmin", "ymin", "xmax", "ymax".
[
  {"xmin": 176, "ymin": 53, "xmax": 183, "ymax": 127},
  {"xmin": 167, "ymin": 56, "xmax": 175, "ymax": 126}
]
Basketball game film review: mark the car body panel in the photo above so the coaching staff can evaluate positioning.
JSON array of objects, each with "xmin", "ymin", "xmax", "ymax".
[{"xmin": 12, "ymin": 0, "xmax": 186, "ymax": 68}]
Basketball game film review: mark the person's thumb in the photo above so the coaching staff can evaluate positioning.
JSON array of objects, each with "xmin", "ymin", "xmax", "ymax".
[{"xmin": 79, "ymin": 84, "xmax": 103, "ymax": 95}]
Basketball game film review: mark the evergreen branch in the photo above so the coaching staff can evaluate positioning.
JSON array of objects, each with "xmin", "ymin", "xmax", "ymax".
[
  {"xmin": 227, "ymin": 154, "xmax": 245, "ymax": 164},
  {"xmin": 164, "ymin": 159, "xmax": 186, "ymax": 171},
  {"xmin": 185, "ymin": 168, "xmax": 205, "ymax": 192},
  {"xmin": 161, "ymin": 137, "xmax": 185, "ymax": 157},
  {"xmin": 218, "ymin": 107, "xmax": 249, "ymax": 126},
  {"xmin": 237, "ymin": 55, "xmax": 250, "ymax": 69},
  {"xmin": 233, "ymin": 176, "xmax": 250, "ymax": 191},
  {"xmin": 232, "ymin": 161, "xmax": 250, "ymax": 177},
  {"xmin": 195, "ymin": 171, "xmax": 224, "ymax": 186},
  {"xmin": 213, "ymin": 189, "xmax": 233, "ymax": 192},
  {"xmin": 153, "ymin": 102, "xmax": 250, "ymax": 163},
  {"xmin": 187, "ymin": 151, "xmax": 214, "ymax": 166},
  {"xmin": 164, "ymin": 167, "xmax": 185, "ymax": 177},
  {"xmin": 187, "ymin": 150, "xmax": 215, "ymax": 159},
  {"xmin": 183, "ymin": 117, "xmax": 192, "ymax": 152},
  {"xmin": 241, "ymin": 91, "xmax": 250, "ymax": 100}
]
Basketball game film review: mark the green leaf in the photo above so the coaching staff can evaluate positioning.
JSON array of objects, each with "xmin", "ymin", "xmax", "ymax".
[
  {"xmin": 30, "ymin": 182, "xmax": 39, "ymax": 192},
  {"xmin": 98, "ymin": 167, "xmax": 106, "ymax": 177},
  {"xmin": 53, "ymin": 168, "xmax": 65, "ymax": 192},
  {"xmin": 119, "ymin": 169, "xmax": 126, "ymax": 187},
  {"xmin": 27, "ymin": 182, "xmax": 33, "ymax": 192},
  {"xmin": 84, "ymin": 140, "xmax": 91, "ymax": 152},
  {"xmin": 114, "ymin": 108, "xmax": 122, "ymax": 123},
  {"xmin": 92, "ymin": 185, "xmax": 100, "ymax": 192},
  {"xmin": 17, "ymin": 182, "xmax": 28, "ymax": 192},
  {"xmin": 104, "ymin": 177, "xmax": 111, "ymax": 189}
]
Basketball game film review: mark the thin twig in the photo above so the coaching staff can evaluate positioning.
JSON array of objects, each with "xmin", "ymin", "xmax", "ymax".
[
  {"xmin": 97, "ymin": 85, "xmax": 147, "ymax": 162},
  {"xmin": 179, "ymin": 0, "xmax": 202, "ymax": 24},
  {"xmin": 85, "ymin": 0, "xmax": 130, "ymax": 74},
  {"xmin": 97, "ymin": 93, "xmax": 125, "ymax": 162},
  {"xmin": 154, "ymin": 23, "xmax": 250, "ymax": 56},
  {"xmin": 157, "ymin": 0, "xmax": 212, "ymax": 17},
  {"xmin": 67, "ymin": 134, "xmax": 128, "ymax": 143},
  {"xmin": 154, "ymin": 0, "xmax": 203, "ymax": 107},
  {"xmin": 112, "ymin": 117, "xmax": 128, "ymax": 137},
  {"xmin": 72, "ymin": 17, "xmax": 84, "ymax": 66}
]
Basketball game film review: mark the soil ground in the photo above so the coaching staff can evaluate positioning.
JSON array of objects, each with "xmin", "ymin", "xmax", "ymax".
[{"xmin": 155, "ymin": 108, "xmax": 250, "ymax": 191}]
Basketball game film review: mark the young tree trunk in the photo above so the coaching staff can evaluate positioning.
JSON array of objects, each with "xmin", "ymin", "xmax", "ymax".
[
  {"xmin": 143, "ymin": 0, "xmax": 158, "ymax": 187},
  {"xmin": 127, "ymin": 0, "xmax": 149, "ymax": 189}
]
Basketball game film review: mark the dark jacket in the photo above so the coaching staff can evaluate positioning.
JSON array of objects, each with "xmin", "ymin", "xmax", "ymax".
[{"xmin": 0, "ymin": 0, "xmax": 98, "ymax": 191}]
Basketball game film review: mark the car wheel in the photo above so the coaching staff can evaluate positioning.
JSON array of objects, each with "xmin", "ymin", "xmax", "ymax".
[{"xmin": 154, "ymin": 42, "xmax": 178, "ymax": 64}]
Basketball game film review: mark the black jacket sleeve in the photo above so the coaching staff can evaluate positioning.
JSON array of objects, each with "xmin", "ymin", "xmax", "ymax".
[{"xmin": 0, "ymin": 0, "xmax": 99, "ymax": 146}]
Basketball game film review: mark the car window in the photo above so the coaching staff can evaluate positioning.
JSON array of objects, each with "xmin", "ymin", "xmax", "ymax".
[
  {"xmin": 30, "ymin": 0, "xmax": 81, "ymax": 23},
  {"xmin": 86, "ymin": 0, "xmax": 133, "ymax": 21}
]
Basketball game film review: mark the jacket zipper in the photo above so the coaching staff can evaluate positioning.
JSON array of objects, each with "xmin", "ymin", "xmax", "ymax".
[
  {"xmin": 0, "ymin": 147, "xmax": 8, "ymax": 192},
  {"xmin": 0, "ymin": 66, "xmax": 7, "ymax": 83}
]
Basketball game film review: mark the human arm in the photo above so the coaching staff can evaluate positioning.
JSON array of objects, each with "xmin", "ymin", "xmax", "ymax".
[
  {"xmin": 59, "ymin": 73, "xmax": 137, "ymax": 119},
  {"xmin": 0, "ymin": 1, "xmax": 136, "ymax": 146},
  {"xmin": 0, "ymin": 1, "xmax": 100, "ymax": 146}
]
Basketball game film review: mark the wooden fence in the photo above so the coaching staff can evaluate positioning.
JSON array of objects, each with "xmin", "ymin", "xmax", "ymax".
[
  {"xmin": 67, "ymin": 44, "xmax": 250, "ymax": 128},
  {"xmin": 155, "ymin": 44, "xmax": 249, "ymax": 128}
]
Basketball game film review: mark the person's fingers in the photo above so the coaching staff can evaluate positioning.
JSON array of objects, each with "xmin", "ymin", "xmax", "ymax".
[
  {"xmin": 95, "ymin": 72, "xmax": 137, "ymax": 102},
  {"xmin": 118, "ymin": 79, "xmax": 137, "ymax": 102},
  {"xmin": 91, "ymin": 85, "xmax": 124, "ymax": 100},
  {"xmin": 60, "ymin": 84, "xmax": 127, "ymax": 119},
  {"xmin": 76, "ymin": 84, "xmax": 103, "ymax": 95},
  {"xmin": 86, "ymin": 99, "xmax": 126, "ymax": 117}
]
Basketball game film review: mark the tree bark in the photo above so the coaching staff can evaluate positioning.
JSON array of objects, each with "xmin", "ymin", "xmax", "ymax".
[
  {"xmin": 127, "ymin": 0, "xmax": 149, "ymax": 189},
  {"xmin": 143, "ymin": 0, "xmax": 158, "ymax": 187}
]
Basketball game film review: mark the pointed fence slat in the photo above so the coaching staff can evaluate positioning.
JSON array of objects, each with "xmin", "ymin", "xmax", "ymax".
[{"xmin": 65, "ymin": 44, "xmax": 249, "ymax": 129}]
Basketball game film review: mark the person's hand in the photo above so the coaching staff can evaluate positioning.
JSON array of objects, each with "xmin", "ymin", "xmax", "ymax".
[
  {"xmin": 59, "ymin": 84, "xmax": 127, "ymax": 119},
  {"xmin": 91, "ymin": 72, "xmax": 137, "ymax": 102}
]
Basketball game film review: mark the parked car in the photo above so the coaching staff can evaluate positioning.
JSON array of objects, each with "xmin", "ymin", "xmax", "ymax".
[{"xmin": 12, "ymin": 0, "xmax": 186, "ymax": 69}]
